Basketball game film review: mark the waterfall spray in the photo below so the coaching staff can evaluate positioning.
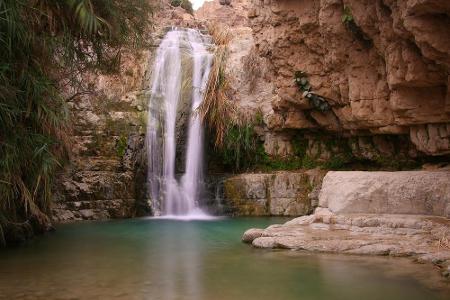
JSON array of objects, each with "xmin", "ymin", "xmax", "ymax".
[{"xmin": 147, "ymin": 28, "xmax": 213, "ymax": 218}]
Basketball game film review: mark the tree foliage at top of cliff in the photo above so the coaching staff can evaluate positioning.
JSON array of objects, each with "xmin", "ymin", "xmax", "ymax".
[
  {"xmin": 170, "ymin": 0, "xmax": 193, "ymax": 14},
  {"xmin": 0, "ymin": 0, "xmax": 153, "ymax": 246}
]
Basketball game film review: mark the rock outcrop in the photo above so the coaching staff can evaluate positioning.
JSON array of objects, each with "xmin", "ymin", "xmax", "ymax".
[
  {"xmin": 250, "ymin": 0, "xmax": 450, "ymax": 157},
  {"xmin": 52, "ymin": 50, "xmax": 150, "ymax": 222},
  {"xmin": 199, "ymin": 0, "xmax": 450, "ymax": 161},
  {"xmin": 223, "ymin": 170, "xmax": 325, "ymax": 216},
  {"xmin": 243, "ymin": 170, "xmax": 450, "ymax": 276}
]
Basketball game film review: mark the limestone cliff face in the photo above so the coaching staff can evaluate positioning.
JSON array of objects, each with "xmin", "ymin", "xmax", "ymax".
[
  {"xmin": 199, "ymin": 0, "xmax": 450, "ymax": 161},
  {"xmin": 53, "ymin": 50, "xmax": 150, "ymax": 222},
  {"xmin": 248, "ymin": 0, "xmax": 450, "ymax": 158}
]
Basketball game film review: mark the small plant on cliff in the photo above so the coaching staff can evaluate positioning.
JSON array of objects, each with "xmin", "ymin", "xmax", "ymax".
[
  {"xmin": 294, "ymin": 71, "xmax": 331, "ymax": 112},
  {"xmin": 342, "ymin": 6, "xmax": 354, "ymax": 24},
  {"xmin": 341, "ymin": 5, "xmax": 372, "ymax": 47},
  {"xmin": 116, "ymin": 135, "xmax": 128, "ymax": 157},
  {"xmin": 181, "ymin": 0, "xmax": 194, "ymax": 14},
  {"xmin": 171, "ymin": 0, "xmax": 193, "ymax": 14}
]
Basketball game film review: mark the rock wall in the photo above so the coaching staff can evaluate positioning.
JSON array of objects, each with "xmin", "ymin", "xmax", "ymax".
[
  {"xmin": 198, "ymin": 0, "xmax": 450, "ymax": 163},
  {"xmin": 246, "ymin": 0, "xmax": 450, "ymax": 158},
  {"xmin": 223, "ymin": 170, "xmax": 325, "ymax": 216},
  {"xmin": 52, "ymin": 56, "xmax": 150, "ymax": 222}
]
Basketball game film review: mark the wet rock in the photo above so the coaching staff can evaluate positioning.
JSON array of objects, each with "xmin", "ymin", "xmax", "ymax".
[
  {"xmin": 242, "ymin": 228, "xmax": 264, "ymax": 243},
  {"xmin": 223, "ymin": 170, "xmax": 326, "ymax": 216}
]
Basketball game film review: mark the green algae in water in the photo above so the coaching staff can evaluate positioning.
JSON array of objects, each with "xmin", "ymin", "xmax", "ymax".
[{"xmin": 0, "ymin": 218, "xmax": 447, "ymax": 300}]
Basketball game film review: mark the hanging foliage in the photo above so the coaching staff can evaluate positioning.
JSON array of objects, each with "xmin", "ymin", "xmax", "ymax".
[
  {"xmin": 294, "ymin": 71, "xmax": 331, "ymax": 112},
  {"xmin": 0, "ymin": 0, "xmax": 153, "ymax": 246}
]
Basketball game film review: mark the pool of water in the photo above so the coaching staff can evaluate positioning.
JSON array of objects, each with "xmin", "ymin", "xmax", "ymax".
[{"xmin": 0, "ymin": 217, "xmax": 448, "ymax": 299}]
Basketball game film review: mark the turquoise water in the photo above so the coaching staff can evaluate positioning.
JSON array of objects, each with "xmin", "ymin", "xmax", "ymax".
[{"xmin": 0, "ymin": 217, "xmax": 447, "ymax": 300}]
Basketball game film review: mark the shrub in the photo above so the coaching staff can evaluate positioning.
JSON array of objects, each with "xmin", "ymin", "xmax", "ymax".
[
  {"xmin": 180, "ymin": 0, "xmax": 194, "ymax": 14},
  {"xmin": 341, "ymin": 5, "xmax": 372, "ymax": 47},
  {"xmin": 116, "ymin": 135, "xmax": 128, "ymax": 157},
  {"xmin": 198, "ymin": 23, "xmax": 233, "ymax": 148}
]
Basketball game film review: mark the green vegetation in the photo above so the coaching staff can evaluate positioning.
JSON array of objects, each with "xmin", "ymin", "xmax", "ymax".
[
  {"xmin": 209, "ymin": 124, "xmax": 422, "ymax": 173},
  {"xmin": 341, "ymin": 5, "xmax": 372, "ymax": 47},
  {"xmin": 170, "ymin": 0, "xmax": 193, "ymax": 14},
  {"xmin": 0, "ymin": 0, "xmax": 152, "ymax": 245},
  {"xmin": 180, "ymin": 0, "xmax": 194, "ymax": 14},
  {"xmin": 294, "ymin": 71, "xmax": 330, "ymax": 112},
  {"xmin": 216, "ymin": 124, "xmax": 262, "ymax": 171},
  {"xmin": 342, "ymin": 5, "xmax": 354, "ymax": 24},
  {"xmin": 116, "ymin": 135, "xmax": 128, "ymax": 157},
  {"xmin": 198, "ymin": 23, "xmax": 233, "ymax": 148}
]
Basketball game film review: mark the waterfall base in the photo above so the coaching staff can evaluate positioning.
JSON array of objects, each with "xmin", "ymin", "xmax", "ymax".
[{"xmin": 146, "ymin": 28, "xmax": 213, "ymax": 217}]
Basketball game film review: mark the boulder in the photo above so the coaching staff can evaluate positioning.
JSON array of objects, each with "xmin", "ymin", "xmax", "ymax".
[{"xmin": 319, "ymin": 171, "xmax": 450, "ymax": 217}]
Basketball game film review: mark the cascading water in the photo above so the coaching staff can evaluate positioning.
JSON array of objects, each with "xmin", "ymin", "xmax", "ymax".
[{"xmin": 146, "ymin": 28, "xmax": 213, "ymax": 218}]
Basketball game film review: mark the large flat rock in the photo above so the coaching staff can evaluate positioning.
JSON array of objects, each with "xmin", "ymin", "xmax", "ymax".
[
  {"xmin": 242, "ymin": 170, "xmax": 450, "ymax": 278},
  {"xmin": 242, "ymin": 210, "xmax": 450, "ymax": 277},
  {"xmin": 319, "ymin": 171, "xmax": 450, "ymax": 217}
]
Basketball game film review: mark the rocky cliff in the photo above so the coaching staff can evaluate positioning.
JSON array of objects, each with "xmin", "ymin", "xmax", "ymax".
[
  {"xmin": 199, "ymin": 0, "xmax": 450, "ymax": 163},
  {"xmin": 54, "ymin": 0, "xmax": 450, "ymax": 221},
  {"xmin": 53, "ymin": 1, "xmax": 199, "ymax": 222}
]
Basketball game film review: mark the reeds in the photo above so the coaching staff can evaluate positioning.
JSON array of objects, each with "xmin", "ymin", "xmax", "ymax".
[
  {"xmin": 197, "ymin": 23, "xmax": 269, "ymax": 171},
  {"xmin": 197, "ymin": 23, "xmax": 236, "ymax": 147}
]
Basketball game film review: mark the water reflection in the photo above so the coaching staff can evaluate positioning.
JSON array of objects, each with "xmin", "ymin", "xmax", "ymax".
[
  {"xmin": 0, "ymin": 218, "xmax": 447, "ymax": 300},
  {"xmin": 156, "ymin": 222, "xmax": 204, "ymax": 300}
]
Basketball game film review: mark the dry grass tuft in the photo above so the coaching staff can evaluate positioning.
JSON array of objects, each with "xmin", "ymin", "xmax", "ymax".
[
  {"xmin": 436, "ymin": 227, "xmax": 450, "ymax": 251},
  {"xmin": 197, "ymin": 23, "xmax": 237, "ymax": 148},
  {"xmin": 242, "ymin": 48, "xmax": 262, "ymax": 92},
  {"xmin": 207, "ymin": 22, "xmax": 233, "ymax": 46}
]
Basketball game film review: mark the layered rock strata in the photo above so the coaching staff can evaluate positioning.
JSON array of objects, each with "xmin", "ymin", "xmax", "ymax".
[{"xmin": 223, "ymin": 170, "xmax": 326, "ymax": 216}]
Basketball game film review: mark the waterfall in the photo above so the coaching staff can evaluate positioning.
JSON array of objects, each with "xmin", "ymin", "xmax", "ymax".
[{"xmin": 146, "ymin": 28, "xmax": 213, "ymax": 218}]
